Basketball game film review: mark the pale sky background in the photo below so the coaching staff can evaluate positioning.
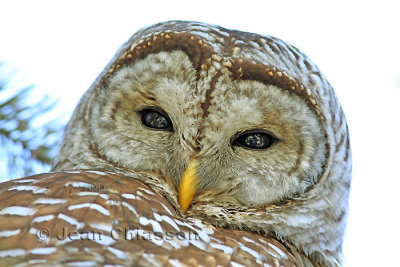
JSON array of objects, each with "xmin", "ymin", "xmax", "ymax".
[{"xmin": 0, "ymin": 1, "xmax": 399, "ymax": 266}]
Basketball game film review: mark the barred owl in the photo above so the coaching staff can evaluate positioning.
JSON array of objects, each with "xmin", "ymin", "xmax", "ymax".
[{"xmin": 0, "ymin": 21, "xmax": 351, "ymax": 266}]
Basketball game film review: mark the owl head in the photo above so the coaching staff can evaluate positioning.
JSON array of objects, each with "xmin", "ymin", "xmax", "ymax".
[{"xmin": 53, "ymin": 21, "xmax": 351, "ymax": 266}]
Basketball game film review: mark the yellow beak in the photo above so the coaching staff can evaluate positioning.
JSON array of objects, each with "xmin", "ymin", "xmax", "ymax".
[{"xmin": 179, "ymin": 157, "xmax": 199, "ymax": 213}]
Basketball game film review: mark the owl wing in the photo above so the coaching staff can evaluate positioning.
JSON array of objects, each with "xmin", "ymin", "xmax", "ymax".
[{"xmin": 0, "ymin": 171, "xmax": 311, "ymax": 266}]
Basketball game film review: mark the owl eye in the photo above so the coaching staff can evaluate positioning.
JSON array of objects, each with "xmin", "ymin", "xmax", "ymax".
[
  {"xmin": 233, "ymin": 131, "xmax": 276, "ymax": 150},
  {"xmin": 140, "ymin": 108, "xmax": 173, "ymax": 130}
]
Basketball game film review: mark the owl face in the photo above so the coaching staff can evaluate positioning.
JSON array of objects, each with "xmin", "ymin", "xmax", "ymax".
[
  {"xmin": 91, "ymin": 50, "xmax": 326, "ymax": 207},
  {"xmin": 54, "ymin": 21, "xmax": 350, "ymax": 266}
]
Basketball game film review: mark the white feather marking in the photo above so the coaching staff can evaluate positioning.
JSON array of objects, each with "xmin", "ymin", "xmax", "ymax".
[
  {"xmin": 142, "ymin": 253, "xmax": 162, "ymax": 263},
  {"xmin": 121, "ymin": 193, "xmax": 136, "ymax": 199},
  {"xmin": 210, "ymin": 236, "xmax": 223, "ymax": 244},
  {"xmin": 68, "ymin": 203, "xmax": 110, "ymax": 216},
  {"xmin": 0, "ymin": 206, "xmax": 36, "ymax": 216},
  {"xmin": 210, "ymin": 243, "xmax": 234, "ymax": 254},
  {"xmin": 136, "ymin": 191, "xmax": 144, "ymax": 197},
  {"xmin": 0, "ymin": 229, "xmax": 20, "ymax": 237},
  {"xmin": 106, "ymin": 200, "xmax": 121, "ymax": 206},
  {"xmin": 30, "ymin": 247, "xmax": 57, "ymax": 255},
  {"xmin": 28, "ymin": 259, "xmax": 47, "ymax": 264},
  {"xmin": 33, "ymin": 198, "xmax": 67, "ymax": 204},
  {"xmin": 140, "ymin": 188, "xmax": 155, "ymax": 195},
  {"xmin": 65, "ymin": 181, "xmax": 93, "ymax": 188},
  {"xmin": 85, "ymin": 170, "xmax": 107, "ymax": 175},
  {"xmin": 160, "ymin": 203, "xmax": 173, "ymax": 215},
  {"xmin": 74, "ymin": 192, "xmax": 110, "ymax": 200},
  {"xmin": 65, "ymin": 261, "xmax": 98, "ymax": 266},
  {"xmin": 65, "ymin": 247, "xmax": 79, "ymax": 253},
  {"xmin": 29, "ymin": 228, "xmax": 39, "ymax": 235},
  {"xmin": 161, "ymin": 216, "xmax": 180, "ymax": 231},
  {"xmin": 99, "ymin": 194, "xmax": 110, "ymax": 200},
  {"xmin": 75, "ymin": 192, "xmax": 98, "ymax": 196},
  {"xmin": 171, "ymin": 235, "xmax": 190, "ymax": 247},
  {"xmin": 263, "ymin": 248, "xmax": 280, "ymax": 259},
  {"xmin": 32, "ymin": 214, "xmax": 55, "ymax": 223},
  {"xmin": 13, "ymin": 179, "xmax": 36, "ymax": 183},
  {"xmin": 0, "ymin": 249, "xmax": 26, "ymax": 258},
  {"xmin": 122, "ymin": 201, "xmax": 138, "ymax": 216},
  {"xmin": 194, "ymin": 229, "xmax": 209, "ymax": 243},
  {"xmin": 231, "ymin": 262, "xmax": 246, "ymax": 267},
  {"xmin": 153, "ymin": 212, "xmax": 162, "ymax": 221},
  {"xmin": 149, "ymin": 219, "xmax": 163, "ymax": 233},
  {"xmin": 168, "ymin": 259, "xmax": 184, "ymax": 267},
  {"xmin": 58, "ymin": 213, "xmax": 85, "ymax": 229},
  {"xmin": 92, "ymin": 234, "xmax": 115, "ymax": 246},
  {"xmin": 88, "ymin": 223, "xmax": 113, "ymax": 232},
  {"xmin": 107, "ymin": 247, "xmax": 127, "ymax": 260},
  {"xmin": 242, "ymin": 236, "xmax": 255, "ymax": 243},
  {"xmin": 175, "ymin": 219, "xmax": 209, "ymax": 243},
  {"xmin": 164, "ymin": 239, "xmax": 182, "ymax": 249},
  {"xmin": 187, "ymin": 235, "xmax": 206, "ymax": 250},
  {"xmin": 268, "ymin": 243, "xmax": 288, "ymax": 259},
  {"xmin": 190, "ymin": 218, "xmax": 214, "ymax": 235},
  {"xmin": 8, "ymin": 185, "xmax": 47, "ymax": 194},
  {"xmin": 240, "ymin": 244, "xmax": 263, "ymax": 260},
  {"xmin": 173, "ymin": 219, "xmax": 192, "ymax": 228},
  {"xmin": 139, "ymin": 217, "xmax": 149, "ymax": 226}
]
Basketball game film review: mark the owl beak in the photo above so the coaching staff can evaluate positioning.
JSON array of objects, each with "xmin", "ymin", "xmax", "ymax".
[{"xmin": 179, "ymin": 157, "xmax": 199, "ymax": 213}]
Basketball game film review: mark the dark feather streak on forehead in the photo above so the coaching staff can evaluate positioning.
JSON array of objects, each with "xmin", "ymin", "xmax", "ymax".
[
  {"xmin": 106, "ymin": 32, "xmax": 213, "ymax": 79},
  {"xmin": 228, "ymin": 60, "xmax": 320, "ymax": 116},
  {"xmin": 102, "ymin": 26, "xmax": 321, "ymax": 117}
]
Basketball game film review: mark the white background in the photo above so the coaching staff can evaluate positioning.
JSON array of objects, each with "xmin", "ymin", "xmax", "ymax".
[{"xmin": 0, "ymin": 1, "xmax": 399, "ymax": 266}]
